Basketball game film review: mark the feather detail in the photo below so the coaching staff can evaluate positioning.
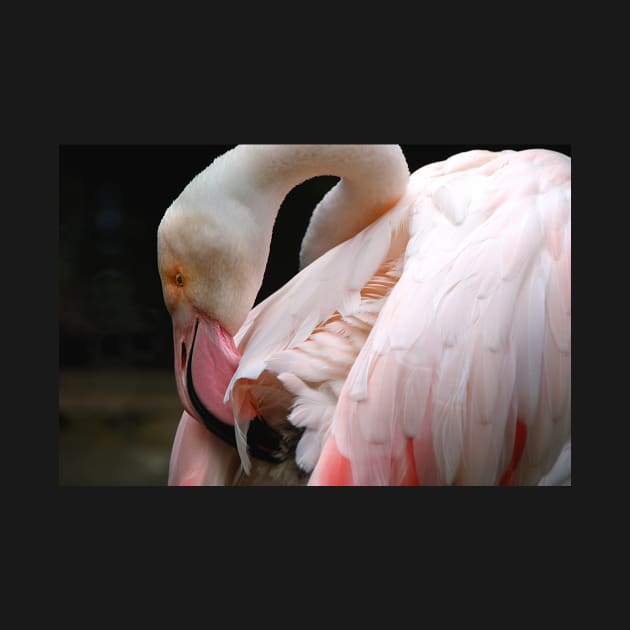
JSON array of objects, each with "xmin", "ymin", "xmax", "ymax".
[{"xmin": 309, "ymin": 147, "xmax": 570, "ymax": 486}]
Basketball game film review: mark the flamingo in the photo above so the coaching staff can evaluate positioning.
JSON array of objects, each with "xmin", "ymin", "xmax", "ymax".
[{"xmin": 157, "ymin": 145, "xmax": 571, "ymax": 486}]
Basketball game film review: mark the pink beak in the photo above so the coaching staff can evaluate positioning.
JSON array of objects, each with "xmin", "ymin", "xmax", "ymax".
[
  {"xmin": 168, "ymin": 304, "xmax": 289, "ymax": 483},
  {"xmin": 171, "ymin": 305, "xmax": 247, "ymax": 436}
]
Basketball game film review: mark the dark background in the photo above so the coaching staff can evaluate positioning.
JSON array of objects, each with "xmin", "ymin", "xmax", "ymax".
[{"xmin": 58, "ymin": 144, "xmax": 571, "ymax": 485}]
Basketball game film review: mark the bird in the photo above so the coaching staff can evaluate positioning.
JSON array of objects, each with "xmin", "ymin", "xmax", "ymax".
[{"xmin": 156, "ymin": 145, "xmax": 571, "ymax": 486}]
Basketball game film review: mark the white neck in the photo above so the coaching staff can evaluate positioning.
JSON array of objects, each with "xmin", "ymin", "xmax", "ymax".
[
  {"xmin": 178, "ymin": 144, "xmax": 409, "ymax": 332},
  {"xmin": 233, "ymin": 145, "xmax": 409, "ymax": 265}
]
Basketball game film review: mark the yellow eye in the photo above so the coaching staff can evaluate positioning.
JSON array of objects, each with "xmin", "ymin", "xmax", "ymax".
[{"xmin": 175, "ymin": 272, "xmax": 184, "ymax": 287}]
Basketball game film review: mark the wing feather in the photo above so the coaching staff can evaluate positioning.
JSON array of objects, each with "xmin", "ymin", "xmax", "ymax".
[
  {"xmin": 226, "ymin": 185, "xmax": 418, "ymax": 469},
  {"xmin": 309, "ymin": 149, "xmax": 571, "ymax": 485}
]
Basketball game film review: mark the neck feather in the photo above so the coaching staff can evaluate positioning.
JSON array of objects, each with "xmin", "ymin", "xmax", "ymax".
[
  {"xmin": 234, "ymin": 145, "xmax": 410, "ymax": 265},
  {"xmin": 180, "ymin": 145, "xmax": 409, "ymax": 332}
]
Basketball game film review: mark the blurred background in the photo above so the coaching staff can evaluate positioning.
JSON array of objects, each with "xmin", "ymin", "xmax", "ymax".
[{"xmin": 59, "ymin": 144, "xmax": 570, "ymax": 485}]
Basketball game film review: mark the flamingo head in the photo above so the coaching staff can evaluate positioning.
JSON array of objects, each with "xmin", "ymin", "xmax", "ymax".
[{"xmin": 157, "ymin": 194, "xmax": 260, "ymax": 433}]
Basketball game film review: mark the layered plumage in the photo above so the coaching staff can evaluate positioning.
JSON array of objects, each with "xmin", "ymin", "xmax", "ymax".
[{"xmin": 160, "ymin": 145, "xmax": 571, "ymax": 486}]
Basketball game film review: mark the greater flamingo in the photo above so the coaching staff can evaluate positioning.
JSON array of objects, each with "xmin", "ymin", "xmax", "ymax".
[{"xmin": 157, "ymin": 145, "xmax": 571, "ymax": 486}]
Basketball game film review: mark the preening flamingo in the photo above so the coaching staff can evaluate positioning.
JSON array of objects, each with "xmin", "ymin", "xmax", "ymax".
[{"xmin": 157, "ymin": 145, "xmax": 571, "ymax": 486}]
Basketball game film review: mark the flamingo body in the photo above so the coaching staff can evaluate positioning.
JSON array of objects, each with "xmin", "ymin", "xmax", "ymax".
[{"xmin": 158, "ymin": 146, "xmax": 571, "ymax": 486}]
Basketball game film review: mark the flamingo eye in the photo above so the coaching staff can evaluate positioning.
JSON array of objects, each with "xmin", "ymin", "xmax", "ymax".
[{"xmin": 175, "ymin": 272, "xmax": 184, "ymax": 287}]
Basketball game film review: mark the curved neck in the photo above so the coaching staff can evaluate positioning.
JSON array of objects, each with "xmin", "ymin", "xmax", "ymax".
[
  {"xmin": 179, "ymin": 145, "xmax": 409, "ymax": 333},
  {"xmin": 232, "ymin": 145, "xmax": 410, "ymax": 267}
]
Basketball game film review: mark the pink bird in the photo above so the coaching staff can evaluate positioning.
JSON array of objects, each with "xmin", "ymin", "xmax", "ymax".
[{"xmin": 157, "ymin": 145, "xmax": 571, "ymax": 486}]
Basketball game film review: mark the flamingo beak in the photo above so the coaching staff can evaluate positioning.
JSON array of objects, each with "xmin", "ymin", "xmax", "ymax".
[
  {"xmin": 170, "ymin": 305, "xmax": 295, "ymax": 467},
  {"xmin": 171, "ymin": 306, "xmax": 245, "ymax": 440}
]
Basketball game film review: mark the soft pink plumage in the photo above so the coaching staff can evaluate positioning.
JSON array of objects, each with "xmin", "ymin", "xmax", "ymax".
[{"xmin": 159, "ymin": 146, "xmax": 571, "ymax": 486}]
